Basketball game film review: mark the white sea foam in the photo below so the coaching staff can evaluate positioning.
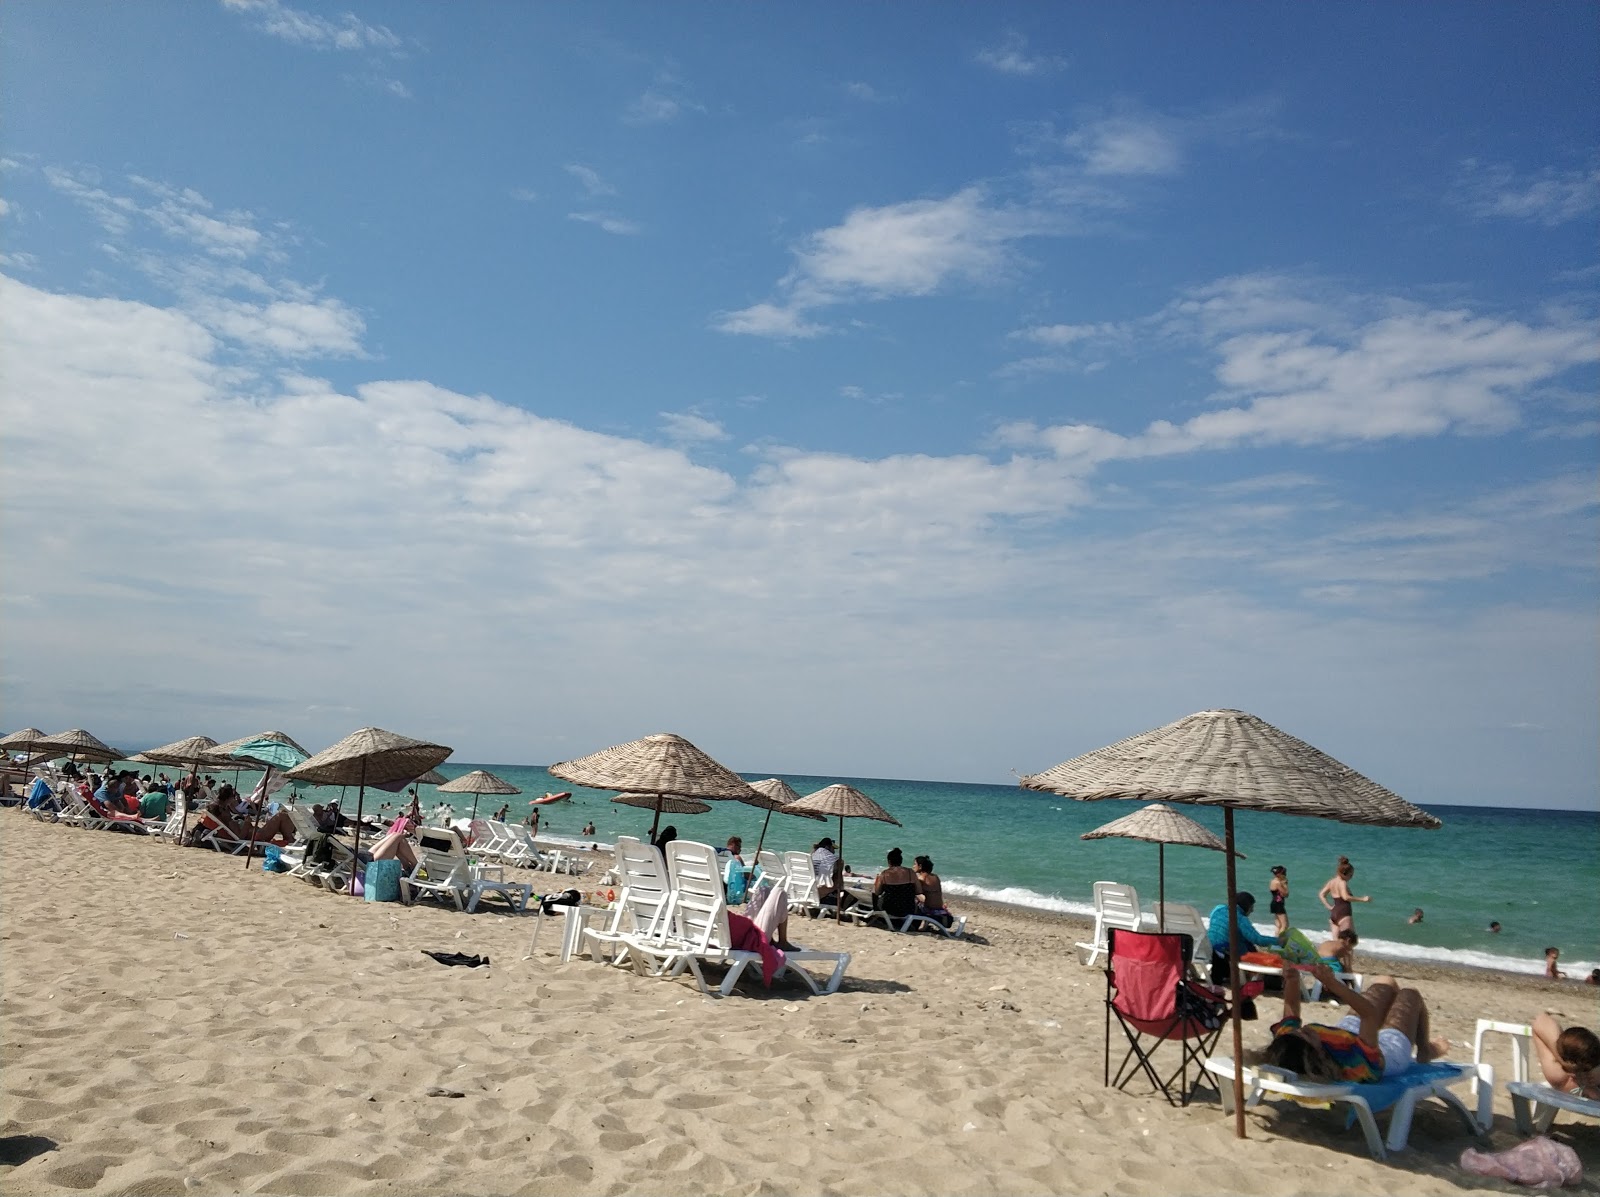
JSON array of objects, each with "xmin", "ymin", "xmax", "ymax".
[{"xmin": 949, "ymin": 881, "xmax": 1598, "ymax": 977}]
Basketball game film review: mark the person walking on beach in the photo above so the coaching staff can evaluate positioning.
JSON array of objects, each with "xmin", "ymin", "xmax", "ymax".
[
  {"xmin": 1318, "ymin": 856, "xmax": 1368, "ymax": 936},
  {"xmin": 1268, "ymin": 865, "xmax": 1290, "ymax": 937}
]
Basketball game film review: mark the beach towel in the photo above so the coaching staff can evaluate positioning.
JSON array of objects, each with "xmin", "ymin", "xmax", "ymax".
[
  {"xmin": 748, "ymin": 880, "xmax": 787, "ymax": 939},
  {"xmin": 1280, "ymin": 928, "xmax": 1322, "ymax": 965},
  {"xmin": 1461, "ymin": 1137, "xmax": 1582, "ymax": 1187},
  {"xmin": 727, "ymin": 913, "xmax": 785, "ymax": 986}
]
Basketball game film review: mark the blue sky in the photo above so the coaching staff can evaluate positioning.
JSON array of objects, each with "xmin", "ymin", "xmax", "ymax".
[{"xmin": 2, "ymin": 2, "xmax": 1596, "ymax": 808}]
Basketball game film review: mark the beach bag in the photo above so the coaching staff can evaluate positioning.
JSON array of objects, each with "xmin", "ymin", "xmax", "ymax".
[
  {"xmin": 540, "ymin": 889, "xmax": 581, "ymax": 916},
  {"xmin": 262, "ymin": 845, "xmax": 283, "ymax": 873},
  {"xmin": 725, "ymin": 858, "xmax": 748, "ymax": 905}
]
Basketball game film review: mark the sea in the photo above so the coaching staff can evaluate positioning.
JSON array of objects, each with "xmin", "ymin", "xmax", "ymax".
[{"xmin": 212, "ymin": 761, "xmax": 1599, "ymax": 980}]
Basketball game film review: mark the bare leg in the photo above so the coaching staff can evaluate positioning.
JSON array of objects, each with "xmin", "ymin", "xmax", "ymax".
[{"xmin": 1381, "ymin": 988, "xmax": 1450, "ymax": 1061}]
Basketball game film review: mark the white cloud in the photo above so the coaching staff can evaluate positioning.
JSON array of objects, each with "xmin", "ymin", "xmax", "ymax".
[
  {"xmin": 190, "ymin": 296, "xmax": 366, "ymax": 357},
  {"xmin": 567, "ymin": 211, "xmax": 641, "ymax": 236},
  {"xmin": 2, "ymin": 268, "xmax": 1594, "ymax": 803},
  {"xmin": 975, "ymin": 31, "xmax": 1065, "ymax": 77},
  {"xmin": 1005, "ymin": 283, "xmax": 1599, "ymax": 463},
  {"xmin": 220, "ymin": 0, "xmax": 401, "ymax": 52},
  {"xmin": 626, "ymin": 91, "xmax": 680, "ymax": 124},
  {"xmin": 843, "ymin": 81, "xmax": 885, "ymax": 103},
  {"xmin": 711, "ymin": 301, "xmax": 826, "ymax": 340},
  {"xmin": 565, "ymin": 164, "xmax": 617, "ymax": 197},
  {"xmin": 511, "ymin": 188, "xmax": 540, "ymax": 203},
  {"xmin": 1453, "ymin": 158, "xmax": 1600, "ymax": 226},
  {"xmin": 660, "ymin": 412, "xmax": 729, "ymax": 443},
  {"xmin": 1064, "ymin": 115, "xmax": 1182, "ymax": 176},
  {"xmin": 718, "ymin": 188, "xmax": 1048, "ymax": 338}
]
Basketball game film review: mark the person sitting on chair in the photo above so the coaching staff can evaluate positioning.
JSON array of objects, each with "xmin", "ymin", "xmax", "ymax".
[
  {"xmin": 1206, "ymin": 891, "xmax": 1280, "ymax": 982},
  {"xmin": 870, "ymin": 848, "xmax": 922, "ymax": 925},
  {"xmin": 913, "ymin": 855, "xmax": 954, "ymax": 928},
  {"xmin": 812, "ymin": 837, "xmax": 853, "ymax": 910},
  {"xmin": 1264, "ymin": 962, "xmax": 1450, "ymax": 1083}
]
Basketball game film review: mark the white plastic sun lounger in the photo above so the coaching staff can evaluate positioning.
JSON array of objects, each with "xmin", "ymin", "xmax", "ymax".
[{"xmin": 1472, "ymin": 1019, "xmax": 1600, "ymax": 1134}]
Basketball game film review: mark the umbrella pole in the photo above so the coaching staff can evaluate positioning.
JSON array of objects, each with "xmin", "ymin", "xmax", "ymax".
[
  {"xmin": 649, "ymin": 799, "xmax": 662, "ymax": 841},
  {"xmin": 243, "ymin": 765, "xmax": 273, "ymax": 868},
  {"xmin": 470, "ymin": 794, "xmax": 480, "ymax": 823},
  {"xmin": 753, "ymin": 807, "xmax": 775, "ymax": 861},
  {"xmin": 1158, "ymin": 843, "xmax": 1166, "ymax": 931},
  {"xmin": 1225, "ymin": 806, "xmax": 1246, "ymax": 1139},
  {"xmin": 348, "ymin": 760, "xmax": 367, "ymax": 897}
]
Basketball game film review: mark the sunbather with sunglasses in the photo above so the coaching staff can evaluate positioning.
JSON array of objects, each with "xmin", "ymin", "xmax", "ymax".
[{"xmin": 1263, "ymin": 962, "xmax": 1449, "ymax": 1084}]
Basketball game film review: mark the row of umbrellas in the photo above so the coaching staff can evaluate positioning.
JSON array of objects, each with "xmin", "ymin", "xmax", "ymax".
[{"xmin": 7, "ymin": 709, "xmax": 1441, "ymax": 1145}]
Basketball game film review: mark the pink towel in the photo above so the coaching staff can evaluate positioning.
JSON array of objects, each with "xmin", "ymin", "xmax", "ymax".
[{"xmin": 727, "ymin": 913, "xmax": 786, "ymax": 986}]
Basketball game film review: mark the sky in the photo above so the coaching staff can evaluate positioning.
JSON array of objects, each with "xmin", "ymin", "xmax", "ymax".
[{"xmin": 1, "ymin": 2, "xmax": 1596, "ymax": 809}]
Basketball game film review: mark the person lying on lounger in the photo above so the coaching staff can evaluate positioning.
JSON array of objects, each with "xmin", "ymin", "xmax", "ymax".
[
  {"xmin": 1263, "ymin": 962, "xmax": 1449, "ymax": 1084},
  {"xmin": 1531, "ymin": 1014, "xmax": 1600, "ymax": 1100}
]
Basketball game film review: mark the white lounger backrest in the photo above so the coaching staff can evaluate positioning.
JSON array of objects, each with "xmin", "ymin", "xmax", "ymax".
[
  {"xmin": 755, "ymin": 849, "xmax": 784, "ymax": 884},
  {"xmin": 665, "ymin": 840, "xmax": 731, "ymax": 955},
  {"xmin": 609, "ymin": 836, "xmax": 673, "ymax": 939},
  {"xmin": 1094, "ymin": 882, "xmax": 1142, "ymax": 931},
  {"xmin": 415, "ymin": 825, "xmax": 474, "ymax": 887},
  {"xmin": 781, "ymin": 851, "xmax": 819, "ymax": 904}
]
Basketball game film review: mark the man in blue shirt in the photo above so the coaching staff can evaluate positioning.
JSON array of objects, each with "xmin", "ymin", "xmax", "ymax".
[{"xmin": 1207, "ymin": 892, "xmax": 1279, "ymax": 973}]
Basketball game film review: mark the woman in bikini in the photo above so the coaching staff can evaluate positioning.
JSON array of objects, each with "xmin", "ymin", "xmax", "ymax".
[
  {"xmin": 1318, "ymin": 855, "xmax": 1369, "ymax": 937},
  {"xmin": 1532, "ymin": 1014, "xmax": 1600, "ymax": 1100},
  {"xmin": 1264, "ymin": 962, "xmax": 1449, "ymax": 1084},
  {"xmin": 1268, "ymin": 865, "xmax": 1290, "ymax": 937}
]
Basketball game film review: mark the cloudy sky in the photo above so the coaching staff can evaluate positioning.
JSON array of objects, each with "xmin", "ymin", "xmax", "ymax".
[{"xmin": 2, "ymin": 3, "xmax": 1595, "ymax": 807}]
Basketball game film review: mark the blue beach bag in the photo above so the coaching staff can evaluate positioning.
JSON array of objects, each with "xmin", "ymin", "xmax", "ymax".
[{"xmin": 365, "ymin": 858, "xmax": 403, "ymax": 903}]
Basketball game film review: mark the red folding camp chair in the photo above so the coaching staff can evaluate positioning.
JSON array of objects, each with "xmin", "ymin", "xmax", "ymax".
[{"xmin": 1105, "ymin": 928, "xmax": 1230, "ymax": 1106}]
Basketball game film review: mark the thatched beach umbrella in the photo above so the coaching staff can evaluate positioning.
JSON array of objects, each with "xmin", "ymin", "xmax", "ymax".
[
  {"xmin": 785, "ymin": 783, "xmax": 901, "ymax": 880},
  {"xmin": 139, "ymin": 736, "xmax": 221, "ymax": 846},
  {"xmin": 744, "ymin": 777, "xmax": 827, "ymax": 859},
  {"xmin": 548, "ymin": 732, "xmax": 758, "ymax": 838},
  {"xmin": 33, "ymin": 728, "xmax": 123, "ymax": 764},
  {"xmin": 1020, "ymin": 708, "xmax": 1440, "ymax": 1138},
  {"xmin": 1, "ymin": 727, "xmax": 46, "ymax": 763},
  {"xmin": 438, "ymin": 769, "xmax": 522, "ymax": 822},
  {"xmin": 1080, "ymin": 803, "xmax": 1243, "ymax": 929},
  {"xmin": 611, "ymin": 792, "xmax": 712, "ymax": 832},
  {"xmin": 286, "ymin": 728, "xmax": 453, "ymax": 894}
]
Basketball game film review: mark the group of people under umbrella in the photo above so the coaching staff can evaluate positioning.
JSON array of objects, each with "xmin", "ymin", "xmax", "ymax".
[{"xmin": 8, "ymin": 707, "xmax": 1449, "ymax": 1142}]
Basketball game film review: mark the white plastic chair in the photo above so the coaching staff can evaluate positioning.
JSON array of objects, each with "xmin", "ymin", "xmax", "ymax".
[
  {"xmin": 780, "ymin": 850, "xmax": 821, "ymax": 916},
  {"xmin": 1078, "ymin": 882, "xmax": 1142, "ymax": 966},
  {"xmin": 580, "ymin": 836, "xmax": 673, "ymax": 964},
  {"xmin": 400, "ymin": 826, "xmax": 531, "ymax": 913},
  {"xmin": 1151, "ymin": 902, "xmax": 1211, "ymax": 978}
]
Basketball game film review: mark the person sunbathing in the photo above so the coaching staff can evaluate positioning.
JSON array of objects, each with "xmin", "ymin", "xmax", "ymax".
[
  {"xmin": 1264, "ymin": 962, "xmax": 1448, "ymax": 1084},
  {"xmin": 1531, "ymin": 1014, "xmax": 1600, "ymax": 1100}
]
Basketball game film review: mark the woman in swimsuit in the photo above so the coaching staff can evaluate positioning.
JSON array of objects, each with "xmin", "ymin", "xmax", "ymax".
[
  {"xmin": 1532, "ymin": 1015, "xmax": 1600, "ymax": 1099},
  {"xmin": 1268, "ymin": 865, "xmax": 1290, "ymax": 937},
  {"xmin": 1318, "ymin": 855, "xmax": 1369, "ymax": 937},
  {"xmin": 1264, "ymin": 963, "xmax": 1448, "ymax": 1084},
  {"xmin": 912, "ymin": 856, "xmax": 953, "ymax": 927}
]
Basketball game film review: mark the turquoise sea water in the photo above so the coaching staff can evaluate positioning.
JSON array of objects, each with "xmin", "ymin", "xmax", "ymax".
[{"xmin": 205, "ymin": 760, "xmax": 1598, "ymax": 979}]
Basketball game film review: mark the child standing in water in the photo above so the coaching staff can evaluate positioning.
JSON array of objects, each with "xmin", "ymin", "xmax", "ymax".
[{"xmin": 1268, "ymin": 865, "xmax": 1291, "ymax": 937}]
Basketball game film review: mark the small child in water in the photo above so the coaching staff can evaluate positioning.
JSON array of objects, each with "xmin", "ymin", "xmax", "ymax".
[{"xmin": 1545, "ymin": 947, "xmax": 1564, "ymax": 980}]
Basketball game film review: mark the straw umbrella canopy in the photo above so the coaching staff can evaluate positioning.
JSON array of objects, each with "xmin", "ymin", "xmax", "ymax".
[
  {"xmin": 437, "ymin": 769, "xmax": 522, "ymax": 822},
  {"xmin": 33, "ymin": 728, "xmax": 123, "ymax": 764},
  {"xmin": 1080, "ymin": 803, "xmax": 1243, "ymax": 929},
  {"xmin": 744, "ymin": 777, "xmax": 827, "ymax": 859},
  {"xmin": 785, "ymin": 783, "xmax": 901, "ymax": 879},
  {"xmin": 611, "ymin": 793, "xmax": 712, "ymax": 833},
  {"xmin": 548, "ymin": 732, "xmax": 757, "ymax": 838},
  {"xmin": 1, "ymin": 728, "xmax": 47, "ymax": 768},
  {"xmin": 286, "ymin": 728, "xmax": 453, "ymax": 894},
  {"xmin": 549, "ymin": 733, "xmax": 759, "ymax": 799},
  {"xmin": 139, "ymin": 736, "xmax": 222, "ymax": 846},
  {"xmin": 1019, "ymin": 708, "xmax": 1440, "ymax": 1137}
]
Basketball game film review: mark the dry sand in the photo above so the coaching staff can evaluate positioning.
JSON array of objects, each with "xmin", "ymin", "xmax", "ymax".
[{"xmin": 2, "ymin": 812, "xmax": 1596, "ymax": 1196}]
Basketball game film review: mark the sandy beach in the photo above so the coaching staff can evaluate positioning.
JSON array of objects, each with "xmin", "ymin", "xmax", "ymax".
[{"xmin": 2, "ymin": 813, "xmax": 1596, "ymax": 1196}]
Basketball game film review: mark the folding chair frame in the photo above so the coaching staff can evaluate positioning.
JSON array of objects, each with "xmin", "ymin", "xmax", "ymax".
[{"xmin": 1105, "ymin": 929, "xmax": 1229, "ymax": 1107}]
